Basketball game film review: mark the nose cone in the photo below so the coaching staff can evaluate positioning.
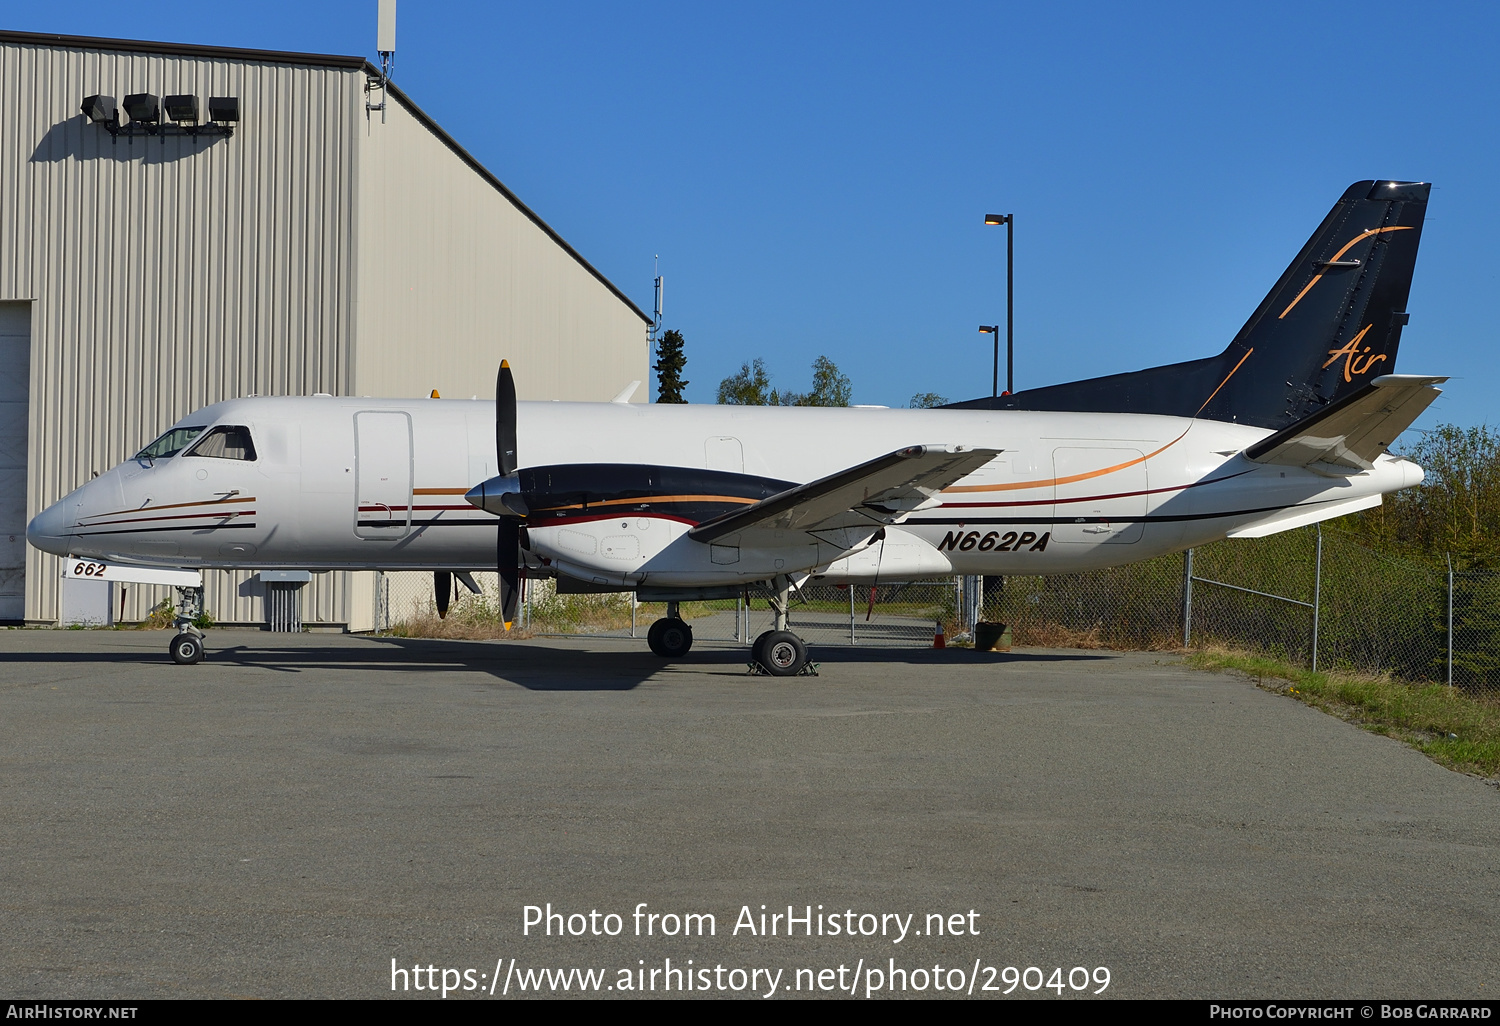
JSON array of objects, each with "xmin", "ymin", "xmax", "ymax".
[{"xmin": 26, "ymin": 499, "xmax": 75, "ymax": 556}]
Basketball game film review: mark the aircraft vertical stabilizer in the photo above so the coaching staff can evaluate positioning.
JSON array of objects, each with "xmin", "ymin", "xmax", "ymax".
[{"xmin": 949, "ymin": 180, "xmax": 1431, "ymax": 430}]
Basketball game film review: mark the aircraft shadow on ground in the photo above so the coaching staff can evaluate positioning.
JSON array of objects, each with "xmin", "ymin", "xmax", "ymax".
[{"xmin": 2, "ymin": 636, "xmax": 1113, "ymax": 691}]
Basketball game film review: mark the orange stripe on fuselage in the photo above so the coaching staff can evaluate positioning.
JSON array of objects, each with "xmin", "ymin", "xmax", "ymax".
[{"xmin": 942, "ymin": 348, "xmax": 1254, "ymax": 496}]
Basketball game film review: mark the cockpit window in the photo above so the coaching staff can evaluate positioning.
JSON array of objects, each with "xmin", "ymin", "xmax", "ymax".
[
  {"xmin": 134, "ymin": 426, "xmax": 205, "ymax": 461},
  {"xmin": 185, "ymin": 425, "xmax": 257, "ymax": 461}
]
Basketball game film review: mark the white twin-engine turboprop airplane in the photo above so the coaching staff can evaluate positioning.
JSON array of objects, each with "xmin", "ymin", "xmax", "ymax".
[{"xmin": 29, "ymin": 180, "xmax": 1445, "ymax": 675}]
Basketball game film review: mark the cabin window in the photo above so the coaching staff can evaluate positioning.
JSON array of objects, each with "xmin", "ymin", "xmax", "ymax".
[
  {"xmin": 134, "ymin": 426, "xmax": 205, "ymax": 461},
  {"xmin": 185, "ymin": 425, "xmax": 258, "ymax": 461}
]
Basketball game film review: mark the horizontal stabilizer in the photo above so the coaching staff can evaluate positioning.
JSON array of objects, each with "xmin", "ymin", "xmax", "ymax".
[
  {"xmin": 1226, "ymin": 493, "xmax": 1383, "ymax": 539},
  {"xmin": 1243, "ymin": 374, "xmax": 1446, "ymax": 470},
  {"xmin": 689, "ymin": 445, "xmax": 999, "ymax": 543}
]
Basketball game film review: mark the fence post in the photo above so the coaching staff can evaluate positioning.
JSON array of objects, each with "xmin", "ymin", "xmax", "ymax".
[
  {"xmin": 1447, "ymin": 553, "xmax": 1454, "ymax": 691},
  {"xmin": 1311, "ymin": 525, "xmax": 1323, "ymax": 673},
  {"xmin": 1182, "ymin": 548, "xmax": 1193, "ymax": 647},
  {"xmin": 849, "ymin": 584, "xmax": 856, "ymax": 645}
]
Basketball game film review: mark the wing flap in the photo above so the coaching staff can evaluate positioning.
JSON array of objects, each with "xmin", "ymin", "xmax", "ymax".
[
  {"xmin": 689, "ymin": 445, "xmax": 999, "ymax": 544},
  {"xmin": 1243, "ymin": 374, "xmax": 1446, "ymax": 469}
]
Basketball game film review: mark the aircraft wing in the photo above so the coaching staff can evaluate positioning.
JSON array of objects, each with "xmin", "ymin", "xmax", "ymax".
[
  {"xmin": 1243, "ymin": 374, "xmax": 1447, "ymax": 470},
  {"xmin": 689, "ymin": 445, "xmax": 999, "ymax": 544}
]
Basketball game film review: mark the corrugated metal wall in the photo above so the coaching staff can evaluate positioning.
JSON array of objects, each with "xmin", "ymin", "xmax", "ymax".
[
  {"xmin": 2, "ymin": 35, "xmax": 650, "ymax": 628},
  {"xmin": 353, "ymin": 85, "xmax": 650, "ymax": 403},
  {"xmin": 1, "ymin": 39, "xmax": 361, "ymax": 624}
]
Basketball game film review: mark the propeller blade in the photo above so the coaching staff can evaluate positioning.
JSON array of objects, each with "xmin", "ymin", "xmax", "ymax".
[
  {"xmin": 497, "ymin": 359, "xmax": 518, "ymax": 476},
  {"xmin": 498, "ymin": 522, "xmax": 520, "ymax": 630},
  {"xmin": 435, "ymin": 571, "xmax": 452, "ymax": 619}
]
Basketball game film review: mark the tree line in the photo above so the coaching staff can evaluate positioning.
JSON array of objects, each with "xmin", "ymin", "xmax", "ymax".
[{"xmin": 1337, "ymin": 424, "xmax": 1500, "ymax": 570}]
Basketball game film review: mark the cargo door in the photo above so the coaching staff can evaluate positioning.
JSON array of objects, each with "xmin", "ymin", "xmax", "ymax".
[
  {"xmin": 1052, "ymin": 447, "xmax": 1147, "ymax": 544},
  {"xmin": 705, "ymin": 436, "xmax": 743, "ymax": 473},
  {"xmin": 354, "ymin": 411, "xmax": 413, "ymax": 540}
]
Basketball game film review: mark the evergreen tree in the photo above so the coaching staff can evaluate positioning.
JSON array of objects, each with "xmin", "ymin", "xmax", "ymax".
[{"xmin": 653, "ymin": 328, "xmax": 689, "ymax": 403}]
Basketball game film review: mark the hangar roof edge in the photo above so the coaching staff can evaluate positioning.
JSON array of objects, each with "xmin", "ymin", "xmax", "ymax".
[{"xmin": 0, "ymin": 28, "xmax": 654, "ymax": 327}]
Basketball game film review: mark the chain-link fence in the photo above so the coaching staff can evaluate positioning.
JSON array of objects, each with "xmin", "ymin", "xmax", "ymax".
[
  {"xmin": 984, "ymin": 526, "xmax": 1499, "ymax": 693},
  {"xmin": 376, "ymin": 527, "xmax": 1499, "ymax": 692}
]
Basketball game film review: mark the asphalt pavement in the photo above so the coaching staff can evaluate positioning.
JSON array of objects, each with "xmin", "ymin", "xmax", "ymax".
[{"xmin": 1, "ymin": 628, "xmax": 1495, "ymax": 999}]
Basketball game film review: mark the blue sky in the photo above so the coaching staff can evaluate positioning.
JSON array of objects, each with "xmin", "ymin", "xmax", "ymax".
[{"xmin": 15, "ymin": 2, "xmax": 1499, "ymax": 429}]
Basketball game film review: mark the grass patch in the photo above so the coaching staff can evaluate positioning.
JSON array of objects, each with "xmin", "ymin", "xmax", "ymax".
[{"xmin": 1188, "ymin": 647, "xmax": 1500, "ymax": 780}]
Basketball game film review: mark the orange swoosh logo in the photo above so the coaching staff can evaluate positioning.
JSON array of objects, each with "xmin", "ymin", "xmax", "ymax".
[{"xmin": 1278, "ymin": 226, "xmax": 1413, "ymax": 320}]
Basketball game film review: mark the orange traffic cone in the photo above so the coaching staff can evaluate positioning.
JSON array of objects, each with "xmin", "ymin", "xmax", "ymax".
[{"xmin": 933, "ymin": 620, "xmax": 946, "ymax": 649}]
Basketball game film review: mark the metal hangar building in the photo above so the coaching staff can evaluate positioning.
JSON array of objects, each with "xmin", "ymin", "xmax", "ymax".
[{"xmin": 0, "ymin": 29, "xmax": 652, "ymax": 628}]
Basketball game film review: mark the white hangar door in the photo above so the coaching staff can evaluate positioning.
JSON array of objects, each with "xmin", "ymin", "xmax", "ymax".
[{"xmin": 0, "ymin": 303, "xmax": 29, "ymax": 622}]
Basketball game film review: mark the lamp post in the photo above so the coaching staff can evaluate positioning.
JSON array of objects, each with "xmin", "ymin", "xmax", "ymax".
[
  {"xmin": 984, "ymin": 212, "xmax": 1013, "ymax": 395},
  {"xmin": 978, "ymin": 325, "xmax": 1000, "ymax": 398}
]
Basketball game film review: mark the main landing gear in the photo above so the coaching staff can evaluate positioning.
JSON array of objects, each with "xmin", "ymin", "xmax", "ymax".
[
  {"xmin": 751, "ymin": 576, "xmax": 811, "ymax": 677},
  {"xmin": 646, "ymin": 601, "xmax": 694, "ymax": 658}
]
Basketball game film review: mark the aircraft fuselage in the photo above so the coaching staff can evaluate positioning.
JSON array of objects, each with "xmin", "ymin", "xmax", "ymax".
[{"xmin": 27, "ymin": 396, "xmax": 1421, "ymax": 587}]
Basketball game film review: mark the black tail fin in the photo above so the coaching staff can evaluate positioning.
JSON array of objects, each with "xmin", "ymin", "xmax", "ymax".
[{"xmin": 949, "ymin": 180, "xmax": 1430, "ymax": 430}]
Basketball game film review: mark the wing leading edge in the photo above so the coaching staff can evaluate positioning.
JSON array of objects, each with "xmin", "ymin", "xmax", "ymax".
[{"xmin": 688, "ymin": 445, "xmax": 1000, "ymax": 544}]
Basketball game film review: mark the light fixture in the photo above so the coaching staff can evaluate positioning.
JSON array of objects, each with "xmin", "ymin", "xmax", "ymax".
[
  {"xmin": 80, "ymin": 94, "xmax": 117, "ymax": 124},
  {"xmin": 984, "ymin": 213, "xmax": 1010, "ymax": 226},
  {"xmin": 164, "ymin": 94, "xmax": 199, "ymax": 123},
  {"xmin": 80, "ymin": 90, "xmax": 238, "ymax": 142},
  {"xmin": 208, "ymin": 96, "xmax": 239, "ymax": 123},
  {"xmin": 123, "ymin": 93, "xmax": 160, "ymax": 125},
  {"xmin": 979, "ymin": 326, "xmax": 1001, "ymax": 397}
]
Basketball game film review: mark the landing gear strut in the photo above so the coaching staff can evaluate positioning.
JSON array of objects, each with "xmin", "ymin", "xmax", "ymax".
[
  {"xmin": 647, "ymin": 600, "xmax": 693, "ymax": 658},
  {"xmin": 752, "ymin": 576, "xmax": 811, "ymax": 676},
  {"xmin": 169, "ymin": 585, "xmax": 206, "ymax": 665}
]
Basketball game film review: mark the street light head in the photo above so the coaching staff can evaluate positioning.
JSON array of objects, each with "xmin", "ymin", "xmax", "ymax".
[
  {"xmin": 979, "ymin": 325, "xmax": 998, "ymax": 334},
  {"xmin": 984, "ymin": 214, "xmax": 1009, "ymax": 225}
]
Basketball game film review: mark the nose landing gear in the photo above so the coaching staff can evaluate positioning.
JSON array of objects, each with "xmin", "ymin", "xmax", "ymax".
[
  {"xmin": 169, "ymin": 630, "xmax": 204, "ymax": 665},
  {"xmin": 168, "ymin": 584, "xmax": 206, "ymax": 665}
]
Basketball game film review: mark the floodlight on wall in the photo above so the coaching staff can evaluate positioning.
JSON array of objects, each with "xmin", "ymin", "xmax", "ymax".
[
  {"xmin": 207, "ymin": 96, "xmax": 239, "ymax": 124},
  {"xmin": 123, "ymin": 93, "xmax": 160, "ymax": 128},
  {"xmin": 79, "ymin": 90, "xmax": 239, "ymax": 142},
  {"xmin": 164, "ymin": 94, "xmax": 199, "ymax": 124},
  {"xmin": 80, "ymin": 94, "xmax": 119, "ymax": 135}
]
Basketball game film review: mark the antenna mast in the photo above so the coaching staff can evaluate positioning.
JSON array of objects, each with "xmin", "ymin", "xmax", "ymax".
[
  {"xmin": 373, "ymin": 0, "xmax": 397, "ymax": 123},
  {"xmin": 650, "ymin": 256, "xmax": 664, "ymax": 352}
]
